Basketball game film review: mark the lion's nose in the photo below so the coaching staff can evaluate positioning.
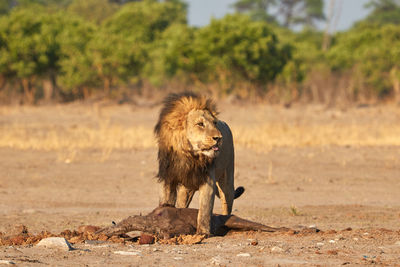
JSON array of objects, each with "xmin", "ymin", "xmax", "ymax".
[{"xmin": 213, "ymin": 136, "xmax": 221, "ymax": 142}]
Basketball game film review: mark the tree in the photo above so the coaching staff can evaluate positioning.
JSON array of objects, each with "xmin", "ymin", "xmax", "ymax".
[
  {"xmin": 362, "ymin": 0, "xmax": 400, "ymax": 25},
  {"xmin": 328, "ymin": 23, "xmax": 400, "ymax": 97},
  {"xmin": 193, "ymin": 14, "xmax": 289, "ymax": 91},
  {"xmin": 0, "ymin": 0, "xmax": 12, "ymax": 15},
  {"xmin": 57, "ymin": 16, "xmax": 98, "ymax": 99},
  {"xmin": 67, "ymin": 0, "xmax": 119, "ymax": 25},
  {"xmin": 232, "ymin": 0, "xmax": 277, "ymax": 23},
  {"xmin": 103, "ymin": 0, "xmax": 187, "ymax": 43},
  {"xmin": 144, "ymin": 24, "xmax": 197, "ymax": 85},
  {"xmin": 0, "ymin": 7, "xmax": 60, "ymax": 103}
]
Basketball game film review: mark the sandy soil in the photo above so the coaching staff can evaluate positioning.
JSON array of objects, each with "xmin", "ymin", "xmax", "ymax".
[{"xmin": 1, "ymin": 103, "xmax": 400, "ymax": 266}]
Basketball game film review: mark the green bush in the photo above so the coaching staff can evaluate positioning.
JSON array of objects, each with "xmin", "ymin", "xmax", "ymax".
[
  {"xmin": 328, "ymin": 23, "xmax": 400, "ymax": 96},
  {"xmin": 193, "ymin": 14, "xmax": 289, "ymax": 87}
]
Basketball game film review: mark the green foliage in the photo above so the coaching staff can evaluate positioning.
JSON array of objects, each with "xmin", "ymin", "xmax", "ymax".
[
  {"xmin": 328, "ymin": 23, "xmax": 400, "ymax": 95},
  {"xmin": 233, "ymin": 0, "xmax": 277, "ymax": 23},
  {"xmin": 232, "ymin": 0, "xmax": 325, "ymax": 29},
  {"xmin": 67, "ymin": 0, "xmax": 119, "ymax": 25},
  {"xmin": 145, "ymin": 23, "xmax": 197, "ymax": 85},
  {"xmin": 274, "ymin": 27, "xmax": 324, "ymax": 84},
  {"xmin": 0, "ymin": 0, "xmax": 12, "ymax": 15},
  {"xmin": 194, "ymin": 14, "xmax": 289, "ymax": 85},
  {"xmin": 103, "ymin": 0, "xmax": 187, "ymax": 43},
  {"xmin": 0, "ymin": 7, "xmax": 54, "ymax": 79},
  {"xmin": 363, "ymin": 0, "xmax": 400, "ymax": 25},
  {"xmin": 57, "ymin": 15, "xmax": 98, "ymax": 95}
]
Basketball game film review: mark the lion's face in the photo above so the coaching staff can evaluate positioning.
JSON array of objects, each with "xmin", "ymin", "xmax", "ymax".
[{"xmin": 186, "ymin": 109, "xmax": 222, "ymax": 158}]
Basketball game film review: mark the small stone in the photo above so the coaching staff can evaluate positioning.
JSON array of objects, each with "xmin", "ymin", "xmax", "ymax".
[
  {"xmin": 316, "ymin": 242, "xmax": 324, "ymax": 247},
  {"xmin": 211, "ymin": 255, "xmax": 228, "ymax": 265},
  {"xmin": 139, "ymin": 234, "xmax": 155, "ymax": 245},
  {"xmin": 271, "ymin": 246, "xmax": 284, "ymax": 253},
  {"xmin": 174, "ymin": 257, "xmax": 183, "ymax": 260},
  {"xmin": 36, "ymin": 237, "xmax": 73, "ymax": 251},
  {"xmin": 353, "ymin": 238, "xmax": 359, "ymax": 241},
  {"xmin": 395, "ymin": 241, "xmax": 400, "ymax": 246},
  {"xmin": 329, "ymin": 240, "xmax": 336, "ymax": 244},
  {"xmin": 236, "ymin": 253, "xmax": 251, "ymax": 257},
  {"xmin": 0, "ymin": 260, "xmax": 15, "ymax": 265},
  {"xmin": 309, "ymin": 224, "xmax": 317, "ymax": 229},
  {"xmin": 114, "ymin": 251, "xmax": 141, "ymax": 256}
]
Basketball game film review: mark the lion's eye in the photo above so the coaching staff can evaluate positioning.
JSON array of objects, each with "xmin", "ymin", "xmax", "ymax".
[{"xmin": 197, "ymin": 122, "xmax": 204, "ymax": 127}]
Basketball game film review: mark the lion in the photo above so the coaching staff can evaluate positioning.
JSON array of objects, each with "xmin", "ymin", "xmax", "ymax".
[{"xmin": 154, "ymin": 92, "xmax": 244, "ymax": 235}]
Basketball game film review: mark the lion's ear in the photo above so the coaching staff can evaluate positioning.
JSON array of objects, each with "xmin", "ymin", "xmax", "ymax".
[{"xmin": 206, "ymin": 99, "xmax": 219, "ymax": 118}]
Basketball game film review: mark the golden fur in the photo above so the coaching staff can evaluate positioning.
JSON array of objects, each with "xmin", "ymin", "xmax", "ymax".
[{"xmin": 154, "ymin": 92, "xmax": 241, "ymax": 234}]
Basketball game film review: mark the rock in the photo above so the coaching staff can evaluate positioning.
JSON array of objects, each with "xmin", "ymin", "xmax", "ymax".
[
  {"xmin": 114, "ymin": 250, "xmax": 141, "ymax": 256},
  {"xmin": 0, "ymin": 260, "xmax": 14, "ymax": 265},
  {"xmin": 36, "ymin": 237, "xmax": 74, "ymax": 251},
  {"xmin": 316, "ymin": 242, "xmax": 324, "ymax": 247},
  {"xmin": 174, "ymin": 257, "xmax": 183, "ymax": 260},
  {"xmin": 139, "ymin": 234, "xmax": 155, "ymax": 245},
  {"xmin": 236, "ymin": 253, "xmax": 251, "ymax": 257},
  {"xmin": 329, "ymin": 240, "xmax": 336, "ymax": 244},
  {"xmin": 395, "ymin": 241, "xmax": 400, "ymax": 246},
  {"xmin": 211, "ymin": 255, "xmax": 228, "ymax": 265},
  {"xmin": 271, "ymin": 246, "xmax": 284, "ymax": 253}
]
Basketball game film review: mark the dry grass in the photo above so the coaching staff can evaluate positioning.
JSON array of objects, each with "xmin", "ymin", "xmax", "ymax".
[{"xmin": 1, "ymin": 104, "xmax": 400, "ymax": 152}]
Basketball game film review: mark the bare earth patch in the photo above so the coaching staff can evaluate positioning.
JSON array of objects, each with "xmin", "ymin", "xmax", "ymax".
[{"xmin": 1, "ymin": 103, "xmax": 400, "ymax": 265}]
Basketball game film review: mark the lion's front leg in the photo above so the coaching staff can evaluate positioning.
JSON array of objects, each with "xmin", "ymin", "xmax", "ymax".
[
  {"xmin": 176, "ymin": 185, "xmax": 195, "ymax": 208},
  {"xmin": 159, "ymin": 181, "xmax": 177, "ymax": 207},
  {"xmin": 197, "ymin": 170, "xmax": 216, "ymax": 235}
]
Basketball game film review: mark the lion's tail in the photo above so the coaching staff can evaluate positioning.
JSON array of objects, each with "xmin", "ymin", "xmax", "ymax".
[{"xmin": 234, "ymin": 186, "xmax": 245, "ymax": 199}]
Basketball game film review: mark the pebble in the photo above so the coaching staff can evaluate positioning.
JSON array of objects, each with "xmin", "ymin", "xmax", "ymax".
[
  {"xmin": 114, "ymin": 251, "xmax": 141, "ymax": 256},
  {"xmin": 211, "ymin": 255, "xmax": 229, "ymax": 265},
  {"xmin": 395, "ymin": 241, "xmax": 400, "ymax": 246},
  {"xmin": 0, "ymin": 260, "xmax": 15, "ymax": 265},
  {"xmin": 329, "ymin": 240, "xmax": 336, "ymax": 244},
  {"xmin": 236, "ymin": 253, "xmax": 251, "ymax": 257},
  {"xmin": 174, "ymin": 257, "xmax": 183, "ymax": 260},
  {"xmin": 36, "ymin": 237, "xmax": 74, "ymax": 251},
  {"xmin": 271, "ymin": 246, "xmax": 284, "ymax": 253},
  {"xmin": 316, "ymin": 242, "xmax": 324, "ymax": 247}
]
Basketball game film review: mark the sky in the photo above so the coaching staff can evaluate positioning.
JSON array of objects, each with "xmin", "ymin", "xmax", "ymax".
[{"xmin": 187, "ymin": 0, "xmax": 371, "ymax": 31}]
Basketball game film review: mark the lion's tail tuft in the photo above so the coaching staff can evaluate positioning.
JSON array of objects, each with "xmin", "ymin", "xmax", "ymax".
[{"xmin": 234, "ymin": 186, "xmax": 245, "ymax": 199}]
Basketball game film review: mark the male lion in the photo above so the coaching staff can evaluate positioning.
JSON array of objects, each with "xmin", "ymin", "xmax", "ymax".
[{"xmin": 154, "ymin": 92, "xmax": 244, "ymax": 235}]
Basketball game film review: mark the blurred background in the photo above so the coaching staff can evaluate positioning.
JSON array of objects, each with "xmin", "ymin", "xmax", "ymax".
[{"xmin": 0, "ymin": 0, "xmax": 399, "ymax": 105}]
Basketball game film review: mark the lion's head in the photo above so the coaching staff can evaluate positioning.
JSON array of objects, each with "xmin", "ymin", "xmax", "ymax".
[{"xmin": 154, "ymin": 92, "xmax": 222, "ymax": 189}]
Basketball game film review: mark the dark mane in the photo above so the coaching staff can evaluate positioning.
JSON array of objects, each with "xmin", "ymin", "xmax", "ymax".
[{"xmin": 154, "ymin": 92, "xmax": 218, "ymax": 189}]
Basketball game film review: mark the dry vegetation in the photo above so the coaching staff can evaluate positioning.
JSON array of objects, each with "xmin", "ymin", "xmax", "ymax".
[{"xmin": 1, "ymin": 103, "xmax": 400, "ymax": 153}]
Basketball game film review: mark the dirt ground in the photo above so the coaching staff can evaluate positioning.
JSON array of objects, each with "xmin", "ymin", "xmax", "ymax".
[{"xmin": 0, "ymin": 102, "xmax": 400, "ymax": 266}]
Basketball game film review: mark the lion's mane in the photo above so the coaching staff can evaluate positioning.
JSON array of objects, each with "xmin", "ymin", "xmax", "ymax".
[{"xmin": 154, "ymin": 92, "xmax": 218, "ymax": 190}]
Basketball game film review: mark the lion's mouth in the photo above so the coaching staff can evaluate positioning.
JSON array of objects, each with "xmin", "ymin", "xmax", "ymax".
[{"xmin": 203, "ymin": 144, "xmax": 219, "ymax": 152}]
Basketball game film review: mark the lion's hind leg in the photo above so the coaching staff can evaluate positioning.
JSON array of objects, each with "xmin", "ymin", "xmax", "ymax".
[{"xmin": 216, "ymin": 170, "xmax": 235, "ymax": 215}]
